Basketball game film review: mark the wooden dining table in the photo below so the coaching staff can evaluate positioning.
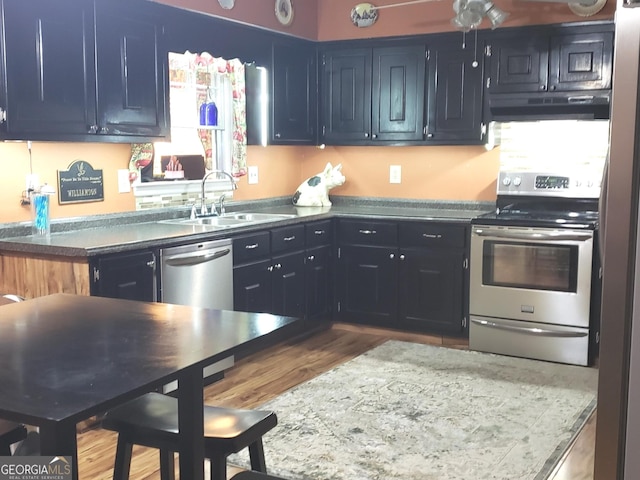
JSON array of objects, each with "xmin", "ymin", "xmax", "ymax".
[{"xmin": 0, "ymin": 294, "xmax": 307, "ymax": 480}]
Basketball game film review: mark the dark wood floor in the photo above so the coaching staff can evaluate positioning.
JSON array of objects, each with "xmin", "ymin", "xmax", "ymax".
[{"xmin": 75, "ymin": 322, "xmax": 596, "ymax": 479}]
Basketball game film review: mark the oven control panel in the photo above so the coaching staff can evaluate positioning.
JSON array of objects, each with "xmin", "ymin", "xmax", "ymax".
[{"xmin": 498, "ymin": 171, "xmax": 601, "ymax": 198}]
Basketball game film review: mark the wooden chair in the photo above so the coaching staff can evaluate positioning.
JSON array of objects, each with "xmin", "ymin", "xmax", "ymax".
[{"xmin": 101, "ymin": 392, "xmax": 277, "ymax": 480}]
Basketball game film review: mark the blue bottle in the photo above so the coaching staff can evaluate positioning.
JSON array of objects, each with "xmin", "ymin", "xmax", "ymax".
[
  {"xmin": 206, "ymin": 101, "xmax": 218, "ymax": 126},
  {"xmin": 199, "ymin": 103, "xmax": 207, "ymax": 126}
]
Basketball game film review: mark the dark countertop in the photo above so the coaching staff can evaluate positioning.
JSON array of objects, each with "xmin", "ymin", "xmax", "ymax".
[{"xmin": 0, "ymin": 197, "xmax": 494, "ymax": 257}]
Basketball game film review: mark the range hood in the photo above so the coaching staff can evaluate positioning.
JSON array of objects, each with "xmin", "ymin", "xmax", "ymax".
[{"xmin": 487, "ymin": 90, "xmax": 611, "ymax": 121}]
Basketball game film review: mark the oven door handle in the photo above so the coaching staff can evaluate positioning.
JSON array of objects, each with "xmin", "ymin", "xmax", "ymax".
[
  {"xmin": 471, "ymin": 318, "xmax": 589, "ymax": 338},
  {"xmin": 472, "ymin": 228, "xmax": 592, "ymax": 242}
]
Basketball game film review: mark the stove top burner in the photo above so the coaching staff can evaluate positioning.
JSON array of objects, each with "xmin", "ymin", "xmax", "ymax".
[{"xmin": 474, "ymin": 196, "xmax": 599, "ymax": 229}]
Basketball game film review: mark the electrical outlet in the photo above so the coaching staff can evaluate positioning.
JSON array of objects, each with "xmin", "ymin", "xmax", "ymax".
[
  {"xmin": 389, "ymin": 165, "xmax": 401, "ymax": 184},
  {"xmin": 248, "ymin": 166, "xmax": 259, "ymax": 184},
  {"xmin": 26, "ymin": 174, "xmax": 39, "ymax": 192}
]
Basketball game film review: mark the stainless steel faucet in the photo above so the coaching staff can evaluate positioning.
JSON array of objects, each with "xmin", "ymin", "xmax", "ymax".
[{"xmin": 200, "ymin": 170, "xmax": 237, "ymax": 216}]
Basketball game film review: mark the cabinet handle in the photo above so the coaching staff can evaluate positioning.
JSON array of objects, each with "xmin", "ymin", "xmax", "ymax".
[
  {"xmin": 540, "ymin": 85, "xmax": 547, "ymax": 91},
  {"xmin": 146, "ymin": 260, "xmax": 155, "ymax": 268},
  {"xmin": 274, "ymin": 263, "xmax": 282, "ymax": 269},
  {"xmin": 372, "ymin": 134, "xmax": 377, "ymax": 139},
  {"xmin": 99, "ymin": 127, "xmax": 109, "ymax": 134},
  {"xmin": 275, "ymin": 132, "xmax": 281, "ymax": 138},
  {"xmin": 427, "ymin": 133, "xmax": 434, "ymax": 138},
  {"xmin": 0, "ymin": 107, "xmax": 6, "ymax": 123},
  {"xmin": 283, "ymin": 236, "xmax": 296, "ymax": 242},
  {"xmin": 314, "ymin": 230, "xmax": 325, "ymax": 235},
  {"xmin": 308, "ymin": 255, "xmax": 315, "ymax": 261},
  {"xmin": 422, "ymin": 233, "xmax": 443, "ymax": 239},
  {"xmin": 364, "ymin": 132, "xmax": 370, "ymax": 138},
  {"xmin": 245, "ymin": 243, "xmax": 259, "ymax": 249},
  {"xmin": 400, "ymin": 254, "xmax": 405, "ymax": 260},
  {"xmin": 463, "ymin": 258, "xmax": 469, "ymax": 269},
  {"xmin": 390, "ymin": 253, "xmax": 395, "ymax": 259},
  {"xmin": 88, "ymin": 125, "xmax": 99, "ymax": 134},
  {"xmin": 358, "ymin": 229, "xmax": 377, "ymax": 235},
  {"xmin": 268, "ymin": 265, "xmax": 274, "ymax": 272}
]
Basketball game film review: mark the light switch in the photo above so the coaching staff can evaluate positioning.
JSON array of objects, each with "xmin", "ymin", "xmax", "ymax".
[
  {"xmin": 117, "ymin": 169, "xmax": 131, "ymax": 193},
  {"xmin": 248, "ymin": 166, "xmax": 259, "ymax": 184},
  {"xmin": 390, "ymin": 165, "xmax": 401, "ymax": 184}
]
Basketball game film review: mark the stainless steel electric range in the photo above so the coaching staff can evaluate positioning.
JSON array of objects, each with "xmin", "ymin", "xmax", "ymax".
[{"xmin": 469, "ymin": 171, "xmax": 602, "ymax": 366}]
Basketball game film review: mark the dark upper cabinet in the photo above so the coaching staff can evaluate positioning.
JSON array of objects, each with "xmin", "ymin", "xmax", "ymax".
[
  {"xmin": 548, "ymin": 32, "xmax": 613, "ymax": 92},
  {"xmin": 94, "ymin": 1, "xmax": 169, "ymax": 139},
  {"xmin": 321, "ymin": 44, "xmax": 425, "ymax": 145},
  {"xmin": 0, "ymin": 0, "xmax": 168, "ymax": 142},
  {"xmin": 271, "ymin": 41, "xmax": 317, "ymax": 145},
  {"xmin": 486, "ymin": 27, "xmax": 613, "ymax": 94},
  {"xmin": 321, "ymin": 47, "xmax": 372, "ymax": 144},
  {"xmin": 425, "ymin": 37, "xmax": 484, "ymax": 144}
]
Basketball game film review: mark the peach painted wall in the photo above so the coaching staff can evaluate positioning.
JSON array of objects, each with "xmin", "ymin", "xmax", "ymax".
[
  {"xmin": 151, "ymin": 0, "xmax": 319, "ymax": 39},
  {"xmin": 0, "ymin": 143, "xmax": 135, "ymax": 223},
  {"xmin": 316, "ymin": 0, "xmax": 615, "ymax": 41}
]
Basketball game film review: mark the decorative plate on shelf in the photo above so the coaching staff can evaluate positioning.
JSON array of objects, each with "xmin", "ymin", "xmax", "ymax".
[
  {"xmin": 218, "ymin": 0, "xmax": 235, "ymax": 9},
  {"xmin": 275, "ymin": 0, "xmax": 294, "ymax": 26},
  {"xmin": 351, "ymin": 3, "xmax": 378, "ymax": 28}
]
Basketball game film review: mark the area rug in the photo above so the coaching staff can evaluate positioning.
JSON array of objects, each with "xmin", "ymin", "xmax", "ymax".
[{"xmin": 229, "ymin": 340, "xmax": 598, "ymax": 480}]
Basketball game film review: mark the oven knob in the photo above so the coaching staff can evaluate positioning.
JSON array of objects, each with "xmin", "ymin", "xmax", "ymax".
[
  {"xmin": 513, "ymin": 176, "xmax": 522, "ymax": 187},
  {"xmin": 502, "ymin": 177, "xmax": 511, "ymax": 186}
]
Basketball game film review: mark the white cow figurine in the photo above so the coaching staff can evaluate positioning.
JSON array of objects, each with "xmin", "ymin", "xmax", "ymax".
[{"xmin": 292, "ymin": 163, "xmax": 345, "ymax": 207}]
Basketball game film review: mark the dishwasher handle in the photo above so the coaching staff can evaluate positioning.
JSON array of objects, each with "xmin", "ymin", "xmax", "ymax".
[{"xmin": 164, "ymin": 248, "xmax": 231, "ymax": 267}]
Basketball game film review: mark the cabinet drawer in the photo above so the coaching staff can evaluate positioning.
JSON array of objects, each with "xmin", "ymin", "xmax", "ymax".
[
  {"xmin": 338, "ymin": 219, "xmax": 397, "ymax": 246},
  {"xmin": 399, "ymin": 222, "xmax": 466, "ymax": 248},
  {"xmin": 271, "ymin": 224, "xmax": 305, "ymax": 253},
  {"xmin": 305, "ymin": 220, "xmax": 333, "ymax": 247},
  {"xmin": 233, "ymin": 232, "xmax": 270, "ymax": 264}
]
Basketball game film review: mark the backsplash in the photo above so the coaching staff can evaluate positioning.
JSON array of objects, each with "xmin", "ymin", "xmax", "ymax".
[{"xmin": 498, "ymin": 120, "xmax": 610, "ymax": 176}]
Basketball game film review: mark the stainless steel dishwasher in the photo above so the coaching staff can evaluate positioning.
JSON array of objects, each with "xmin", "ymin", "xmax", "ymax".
[
  {"xmin": 159, "ymin": 238, "xmax": 233, "ymax": 310},
  {"xmin": 159, "ymin": 238, "xmax": 234, "ymax": 391}
]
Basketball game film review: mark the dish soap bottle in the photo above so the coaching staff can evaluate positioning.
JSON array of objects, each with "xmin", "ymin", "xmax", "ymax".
[{"xmin": 205, "ymin": 100, "xmax": 218, "ymax": 126}]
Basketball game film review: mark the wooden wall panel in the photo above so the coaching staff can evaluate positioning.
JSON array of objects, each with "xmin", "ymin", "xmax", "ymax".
[{"xmin": 0, "ymin": 253, "xmax": 90, "ymax": 298}]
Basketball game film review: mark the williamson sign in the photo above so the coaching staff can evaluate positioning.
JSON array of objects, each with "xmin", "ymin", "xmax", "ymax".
[{"xmin": 57, "ymin": 160, "xmax": 104, "ymax": 204}]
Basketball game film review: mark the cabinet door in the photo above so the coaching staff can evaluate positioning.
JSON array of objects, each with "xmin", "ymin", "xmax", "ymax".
[
  {"xmin": 0, "ymin": 0, "xmax": 96, "ymax": 138},
  {"xmin": 271, "ymin": 250, "xmax": 306, "ymax": 317},
  {"xmin": 399, "ymin": 248, "xmax": 464, "ymax": 334},
  {"xmin": 321, "ymin": 48, "xmax": 372, "ymax": 144},
  {"xmin": 426, "ymin": 41, "xmax": 484, "ymax": 143},
  {"xmin": 548, "ymin": 32, "xmax": 613, "ymax": 92},
  {"xmin": 337, "ymin": 245, "xmax": 397, "ymax": 325},
  {"xmin": 487, "ymin": 37, "xmax": 549, "ymax": 93},
  {"xmin": 91, "ymin": 251, "xmax": 156, "ymax": 301},
  {"xmin": 94, "ymin": 1, "xmax": 169, "ymax": 138},
  {"xmin": 272, "ymin": 42, "xmax": 317, "ymax": 144},
  {"xmin": 233, "ymin": 259, "xmax": 272, "ymax": 313},
  {"xmin": 372, "ymin": 45, "xmax": 425, "ymax": 142},
  {"xmin": 305, "ymin": 245, "xmax": 332, "ymax": 320}
]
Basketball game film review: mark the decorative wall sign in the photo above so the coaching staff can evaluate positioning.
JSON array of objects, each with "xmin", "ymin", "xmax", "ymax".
[{"xmin": 58, "ymin": 160, "xmax": 104, "ymax": 204}]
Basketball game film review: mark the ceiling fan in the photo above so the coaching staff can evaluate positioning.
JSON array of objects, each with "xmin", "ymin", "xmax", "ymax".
[{"xmin": 350, "ymin": 0, "xmax": 607, "ymax": 31}]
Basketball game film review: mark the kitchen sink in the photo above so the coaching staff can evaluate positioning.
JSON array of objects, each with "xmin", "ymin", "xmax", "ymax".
[
  {"xmin": 159, "ymin": 212, "xmax": 297, "ymax": 229},
  {"xmin": 224, "ymin": 212, "xmax": 297, "ymax": 221}
]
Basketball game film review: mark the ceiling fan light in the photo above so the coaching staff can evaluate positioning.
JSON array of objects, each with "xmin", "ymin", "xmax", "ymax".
[{"xmin": 485, "ymin": 4, "xmax": 509, "ymax": 29}]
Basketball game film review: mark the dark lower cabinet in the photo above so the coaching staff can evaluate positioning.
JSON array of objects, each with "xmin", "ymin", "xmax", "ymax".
[
  {"xmin": 399, "ymin": 248, "xmax": 464, "ymax": 334},
  {"xmin": 90, "ymin": 251, "xmax": 157, "ymax": 301},
  {"xmin": 337, "ymin": 219, "xmax": 468, "ymax": 335},
  {"xmin": 305, "ymin": 245, "xmax": 332, "ymax": 320},
  {"xmin": 233, "ymin": 258, "xmax": 272, "ymax": 314},
  {"xmin": 272, "ymin": 250, "xmax": 306, "ymax": 317},
  {"xmin": 337, "ymin": 245, "xmax": 397, "ymax": 326}
]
